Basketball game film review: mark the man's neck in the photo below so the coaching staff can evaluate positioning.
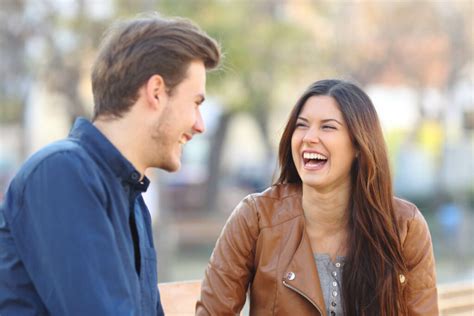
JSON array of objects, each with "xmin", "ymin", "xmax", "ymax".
[{"xmin": 93, "ymin": 116, "xmax": 147, "ymax": 177}]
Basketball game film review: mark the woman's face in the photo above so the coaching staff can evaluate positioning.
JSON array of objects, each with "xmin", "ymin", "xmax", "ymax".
[{"xmin": 291, "ymin": 95, "xmax": 357, "ymax": 192}]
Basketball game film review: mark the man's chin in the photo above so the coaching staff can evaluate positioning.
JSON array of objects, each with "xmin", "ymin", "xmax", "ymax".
[{"xmin": 160, "ymin": 161, "xmax": 181, "ymax": 173}]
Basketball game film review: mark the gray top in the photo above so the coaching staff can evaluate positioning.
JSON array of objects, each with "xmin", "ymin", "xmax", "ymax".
[{"xmin": 314, "ymin": 254, "xmax": 345, "ymax": 316}]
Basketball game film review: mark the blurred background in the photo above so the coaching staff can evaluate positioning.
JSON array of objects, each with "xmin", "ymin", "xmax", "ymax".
[{"xmin": 0, "ymin": 0, "xmax": 472, "ymax": 287}]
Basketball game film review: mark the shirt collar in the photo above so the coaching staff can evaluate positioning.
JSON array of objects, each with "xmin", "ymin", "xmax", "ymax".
[{"xmin": 68, "ymin": 117, "xmax": 149, "ymax": 192}]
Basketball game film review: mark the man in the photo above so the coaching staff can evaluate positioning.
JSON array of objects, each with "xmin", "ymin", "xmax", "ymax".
[{"xmin": 0, "ymin": 14, "xmax": 220, "ymax": 315}]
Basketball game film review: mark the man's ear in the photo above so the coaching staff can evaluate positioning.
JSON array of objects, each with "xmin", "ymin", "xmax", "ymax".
[{"xmin": 145, "ymin": 74, "xmax": 167, "ymax": 108}]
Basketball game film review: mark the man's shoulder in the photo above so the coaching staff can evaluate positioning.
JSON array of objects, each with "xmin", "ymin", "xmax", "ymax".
[
  {"xmin": 17, "ymin": 139, "xmax": 89, "ymax": 180},
  {"xmin": 2, "ymin": 138, "xmax": 98, "ymax": 220},
  {"xmin": 7, "ymin": 138, "xmax": 101, "ymax": 198}
]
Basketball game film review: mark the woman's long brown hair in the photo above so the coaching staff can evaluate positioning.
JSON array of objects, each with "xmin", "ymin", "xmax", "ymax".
[{"xmin": 276, "ymin": 79, "xmax": 407, "ymax": 315}]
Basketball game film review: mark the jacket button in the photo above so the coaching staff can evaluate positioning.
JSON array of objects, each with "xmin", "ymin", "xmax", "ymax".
[
  {"xmin": 286, "ymin": 272, "xmax": 296, "ymax": 281},
  {"xmin": 399, "ymin": 274, "xmax": 406, "ymax": 284}
]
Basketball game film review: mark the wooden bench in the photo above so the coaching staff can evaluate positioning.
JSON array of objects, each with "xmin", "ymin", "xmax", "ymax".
[
  {"xmin": 159, "ymin": 280, "xmax": 474, "ymax": 315},
  {"xmin": 438, "ymin": 282, "xmax": 474, "ymax": 315},
  {"xmin": 159, "ymin": 280, "xmax": 202, "ymax": 315}
]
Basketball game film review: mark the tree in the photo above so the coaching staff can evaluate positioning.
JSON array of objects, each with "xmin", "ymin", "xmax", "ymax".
[{"xmin": 158, "ymin": 0, "xmax": 316, "ymax": 211}]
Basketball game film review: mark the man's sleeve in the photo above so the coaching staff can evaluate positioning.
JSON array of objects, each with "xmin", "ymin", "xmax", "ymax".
[{"xmin": 9, "ymin": 151, "xmax": 136, "ymax": 315}]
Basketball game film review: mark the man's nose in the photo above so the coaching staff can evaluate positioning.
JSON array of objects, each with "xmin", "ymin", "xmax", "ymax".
[{"xmin": 192, "ymin": 110, "xmax": 205, "ymax": 134}]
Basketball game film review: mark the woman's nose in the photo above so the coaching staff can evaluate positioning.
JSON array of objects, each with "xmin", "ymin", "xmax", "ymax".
[{"xmin": 302, "ymin": 127, "xmax": 320, "ymax": 144}]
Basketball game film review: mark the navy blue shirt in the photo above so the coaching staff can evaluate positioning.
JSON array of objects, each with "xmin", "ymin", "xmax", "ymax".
[{"xmin": 0, "ymin": 118, "xmax": 164, "ymax": 315}]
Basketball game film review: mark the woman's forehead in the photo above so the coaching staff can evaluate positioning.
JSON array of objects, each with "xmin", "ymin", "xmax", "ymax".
[{"xmin": 298, "ymin": 95, "xmax": 344, "ymax": 120}]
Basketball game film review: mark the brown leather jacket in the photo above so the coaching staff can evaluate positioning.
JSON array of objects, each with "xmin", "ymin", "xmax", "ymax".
[{"xmin": 196, "ymin": 184, "xmax": 438, "ymax": 315}]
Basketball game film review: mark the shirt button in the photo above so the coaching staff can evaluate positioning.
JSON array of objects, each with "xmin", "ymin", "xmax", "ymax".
[
  {"xmin": 332, "ymin": 271, "xmax": 337, "ymax": 277},
  {"xmin": 332, "ymin": 281, "xmax": 337, "ymax": 287},
  {"xmin": 332, "ymin": 290, "xmax": 338, "ymax": 297},
  {"xmin": 335, "ymin": 262, "xmax": 341, "ymax": 268},
  {"xmin": 286, "ymin": 272, "xmax": 296, "ymax": 281},
  {"xmin": 130, "ymin": 172, "xmax": 140, "ymax": 181}
]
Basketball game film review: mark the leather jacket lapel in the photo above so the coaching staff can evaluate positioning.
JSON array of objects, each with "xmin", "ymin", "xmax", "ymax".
[{"xmin": 282, "ymin": 223, "xmax": 327, "ymax": 316}]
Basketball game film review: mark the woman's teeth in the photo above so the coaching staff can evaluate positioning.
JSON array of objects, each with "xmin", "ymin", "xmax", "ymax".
[{"xmin": 303, "ymin": 152, "xmax": 327, "ymax": 160}]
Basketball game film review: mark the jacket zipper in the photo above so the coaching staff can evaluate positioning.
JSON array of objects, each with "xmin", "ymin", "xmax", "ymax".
[{"xmin": 282, "ymin": 280, "xmax": 323, "ymax": 315}]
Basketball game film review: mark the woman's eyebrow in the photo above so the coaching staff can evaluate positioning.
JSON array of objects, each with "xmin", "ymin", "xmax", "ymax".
[
  {"xmin": 321, "ymin": 118, "xmax": 343, "ymax": 126},
  {"xmin": 296, "ymin": 116, "xmax": 309, "ymax": 122}
]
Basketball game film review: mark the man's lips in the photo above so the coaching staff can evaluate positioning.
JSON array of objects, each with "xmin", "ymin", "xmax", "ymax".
[{"xmin": 179, "ymin": 133, "xmax": 193, "ymax": 145}]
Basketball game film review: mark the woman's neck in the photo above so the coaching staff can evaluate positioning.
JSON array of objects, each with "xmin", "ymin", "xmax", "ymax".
[{"xmin": 302, "ymin": 182, "xmax": 351, "ymax": 235}]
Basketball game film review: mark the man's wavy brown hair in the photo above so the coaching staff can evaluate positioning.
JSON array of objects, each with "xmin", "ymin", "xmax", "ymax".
[
  {"xmin": 92, "ymin": 13, "xmax": 220, "ymax": 120},
  {"xmin": 276, "ymin": 79, "xmax": 407, "ymax": 315}
]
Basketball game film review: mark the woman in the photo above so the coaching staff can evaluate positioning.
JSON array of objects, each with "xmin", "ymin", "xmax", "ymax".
[{"xmin": 196, "ymin": 80, "xmax": 438, "ymax": 316}]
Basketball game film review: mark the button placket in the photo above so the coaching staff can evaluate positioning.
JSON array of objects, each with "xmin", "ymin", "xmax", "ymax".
[
  {"xmin": 315, "ymin": 254, "xmax": 345, "ymax": 315},
  {"xmin": 329, "ymin": 260, "xmax": 343, "ymax": 315},
  {"xmin": 131, "ymin": 171, "xmax": 140, "ymax": 181}
]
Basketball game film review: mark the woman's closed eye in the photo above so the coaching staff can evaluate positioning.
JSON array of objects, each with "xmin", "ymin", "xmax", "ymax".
[{"xmin": 322, "ymin": 124, "xmax": 337, "ymax": 130}]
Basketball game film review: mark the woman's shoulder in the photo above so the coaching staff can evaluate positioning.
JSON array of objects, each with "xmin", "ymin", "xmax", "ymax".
[
  {"xmin": 393, "ymin": 197, "xmax": 419, "ymax": 221},
  {"xmin": 393, "ymin": 196, "xmax": 432, "ymax": 246},
  {"xmin": 252, "ymin": 183, "xmax": 301, "ymax": 200},
  {"xmin": 236, "ymin": 183, "xmax": 304, "ymax": 227}
]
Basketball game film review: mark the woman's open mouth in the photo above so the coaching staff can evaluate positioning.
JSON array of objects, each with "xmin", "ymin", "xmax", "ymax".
[{"xmin": 302, "ymin": 151, "xmax": 328, "ymax": 170}]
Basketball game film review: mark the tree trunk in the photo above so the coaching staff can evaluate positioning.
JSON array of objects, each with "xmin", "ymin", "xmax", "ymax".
[
  {"xmin": 205, "ymin": 110, "xmax": 233, "ymax": 213},
  {"xmin": 253, "ymin": 105, "xmax": 277, "ymax": 187}
]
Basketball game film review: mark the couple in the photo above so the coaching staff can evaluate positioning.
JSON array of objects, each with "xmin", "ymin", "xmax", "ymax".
[{"xmin": 0, "ymin": 14, "xmax": 438, "ymax": 316}]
